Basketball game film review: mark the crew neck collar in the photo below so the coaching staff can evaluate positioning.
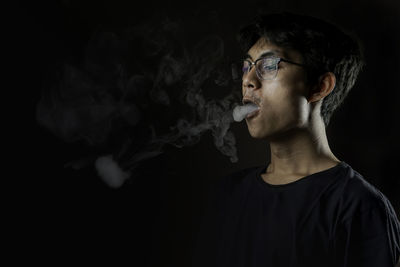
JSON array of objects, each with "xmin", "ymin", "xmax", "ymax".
[{"xmin": 256, "ymin": 161, "xmax": 347, "ymax": 188}]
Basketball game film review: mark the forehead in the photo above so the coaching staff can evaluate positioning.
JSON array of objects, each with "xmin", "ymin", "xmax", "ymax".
[{"xmin": 246, "ymin": 37, "xmax": 302, "ymax": 62}]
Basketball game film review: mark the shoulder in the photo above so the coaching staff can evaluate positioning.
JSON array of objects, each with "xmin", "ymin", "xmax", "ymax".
[
  {"xmin": 216, "ymin": 166, "xmax": 263, "ymax": 195},
  {"xmin": 339, "ymin": 162, "xmax": 398, "ymax": 223},
  {"xmin": 334, "ymin": 164, "xmax": 400, "ymax": 267}
]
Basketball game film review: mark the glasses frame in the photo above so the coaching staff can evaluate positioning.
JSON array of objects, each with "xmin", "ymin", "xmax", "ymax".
[{"xmin": 241, "ymin": 56, "xmax": 307, "ymax": 81}]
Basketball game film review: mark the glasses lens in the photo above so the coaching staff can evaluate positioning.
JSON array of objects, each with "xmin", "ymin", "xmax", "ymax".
[
  {"xmin": 231, "ymin": 61, "xmax": 249, "ymax": 82},
  {"xmin": 242, "ymin": 60, "xmax": 251, "ymax": 74},
  {"xmin": 257, "ymin": 57, "xmax": 279, "ymax": 80}
]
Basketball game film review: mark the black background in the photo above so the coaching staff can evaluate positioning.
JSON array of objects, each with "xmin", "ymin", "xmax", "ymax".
[{"xmin": 14, "ymin": 0, "xmax": 400, "ymax": 265}]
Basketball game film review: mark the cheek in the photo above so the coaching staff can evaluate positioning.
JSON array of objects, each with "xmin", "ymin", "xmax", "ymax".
[
  {"xmin": 276, "ymin": 70, "xmax": 309, "ymax": 107},
  {"xmin": 261, "ymin": 81, "xmax": 306, "ymax": 126},
  {"xmin": 262, "ymin": 80, "xmax": 297, "ymax": 110}
]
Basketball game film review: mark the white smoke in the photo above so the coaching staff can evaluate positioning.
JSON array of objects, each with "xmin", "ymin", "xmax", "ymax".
[
  {"xmin": 232, "ymin": 103, "xmax": 260, "ymax": 122},
  {"xmin": 36, "ymin": 14, "xmax": 244, "ymax": 188},
  {"xmin": 95, "ymin": 155, "xmax": 131, "ymax": 188}
]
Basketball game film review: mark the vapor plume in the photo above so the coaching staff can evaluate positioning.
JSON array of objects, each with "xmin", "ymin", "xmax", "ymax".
[
  {"xmin": 233, "ymin": 103, "xmax": 260, "ymax": 122},
  {"xmin": 36, "ymin": 13, "xmax": 242, "ymax": 187}
]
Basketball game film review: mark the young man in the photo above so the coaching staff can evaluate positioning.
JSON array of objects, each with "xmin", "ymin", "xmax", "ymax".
[{"xmin": 192, "ymin": 12, "xmax": 400, "ymax": 267}]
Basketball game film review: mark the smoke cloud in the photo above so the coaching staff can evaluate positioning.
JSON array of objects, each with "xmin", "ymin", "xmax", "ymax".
[
  {"xmin": 95, "ymin": 155, "xmax": 130, "ymax": 188},
  {"xmin": 233, "ymin": 103, "xmax": 260, "ymax": 122},
  {"xmin": 36, "ymin": 13, "xmax": 242, "ymax": 188}
]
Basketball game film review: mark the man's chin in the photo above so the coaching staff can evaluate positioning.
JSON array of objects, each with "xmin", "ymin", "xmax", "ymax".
[
  {"xmin": 248, "ymin": 129, "xmax": 267, "ymax": 139},
  {"xmin": 248, "ymin": 125, "xmax": 278, "ymax": 140}
]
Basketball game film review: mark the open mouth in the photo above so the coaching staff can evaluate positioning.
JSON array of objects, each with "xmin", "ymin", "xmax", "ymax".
[
  {"xmin": 242, "ymin": 98, "xmax": 260, "ymax": 120},
  {"xmin": 242, "ymin": 98, "xmax": 260, "ymax": 107},
  {"xmin": 246, "ymin": 108, "xmax": 260, "ymax": 119},
  {"xmin": 232, "ymin": 99, "xmax": 261, "ymax": 122}
]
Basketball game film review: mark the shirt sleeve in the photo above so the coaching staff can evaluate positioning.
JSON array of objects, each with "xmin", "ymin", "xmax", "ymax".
[{"xmin": 334, "ymin": 195, "xmax": 400, "ymax": 267}]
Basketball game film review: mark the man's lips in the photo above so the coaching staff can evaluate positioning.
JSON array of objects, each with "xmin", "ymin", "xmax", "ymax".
[
  {"xmin": 242, "ymin": 97, "xmax": 261, "ymax": 120},
  {"xmin": 246, "ymin": 108, "xmax": 260, "ymax": 119},
  {"xmin": 242, "ymin": 97, "xmax": 260, "ymax": 107},
  {"xmin": 232, "ymin": 102, "xmax": 260, "ymax": 122}
]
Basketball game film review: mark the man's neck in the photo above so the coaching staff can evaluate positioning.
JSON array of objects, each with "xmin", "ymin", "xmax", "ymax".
[{"xmin": 264, "ymin": 126, "xmax": 339, "ymax": 179}]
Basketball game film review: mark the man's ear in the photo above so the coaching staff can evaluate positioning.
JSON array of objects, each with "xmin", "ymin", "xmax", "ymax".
[{"xmin": 307, "ymin": 72, "xmax": 336, "ymax": 103}]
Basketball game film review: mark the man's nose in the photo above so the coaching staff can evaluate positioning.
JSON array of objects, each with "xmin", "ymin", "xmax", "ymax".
[{"xmin": 242, "ymin": 66, "xmax": 261, "ymax": 95}]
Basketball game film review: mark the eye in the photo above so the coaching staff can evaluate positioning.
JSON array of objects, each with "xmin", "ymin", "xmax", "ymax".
[
  {"xmin": 263, "ymin": 64, "xmax": 275, "ymax": 70},
  {"xmin": 260, "ymin": 58, "xmax": 278, "ymax": 71}
]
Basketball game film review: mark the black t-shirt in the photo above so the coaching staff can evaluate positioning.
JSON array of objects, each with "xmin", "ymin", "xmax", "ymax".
[{"xmin": 191, "ymin": 161, "xmax": 400, "ymax": 267}]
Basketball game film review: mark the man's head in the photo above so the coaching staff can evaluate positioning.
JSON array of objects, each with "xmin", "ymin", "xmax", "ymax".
[{"xmin": 236, "ymin": 12, "xmax": 365, "ymax": 139}]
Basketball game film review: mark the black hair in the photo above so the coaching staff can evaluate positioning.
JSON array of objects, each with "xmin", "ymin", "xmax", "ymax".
[{"xmin": 237, "ymin": 12, "xmax": 365, "ymax": 127}]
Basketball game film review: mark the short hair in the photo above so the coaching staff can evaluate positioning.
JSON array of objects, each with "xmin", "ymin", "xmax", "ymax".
[{"xmin": 237, "ymin": 12, "xmax": 365, "ymax": 127}]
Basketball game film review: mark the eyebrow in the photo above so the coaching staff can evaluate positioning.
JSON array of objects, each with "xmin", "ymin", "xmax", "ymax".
[{"xmin": 245, "ymin": 50, "xmax": 282, "ymax": 61}]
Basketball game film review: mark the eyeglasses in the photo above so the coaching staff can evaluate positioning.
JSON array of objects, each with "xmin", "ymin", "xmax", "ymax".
[{"xmin": 231, "ymin": 56, "xmax": 307, "ymax": 82}]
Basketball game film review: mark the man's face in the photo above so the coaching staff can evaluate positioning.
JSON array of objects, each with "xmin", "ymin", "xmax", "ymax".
[{"xmin": 242, "ymin": 38, "xmax": 311, "ymax": 140}]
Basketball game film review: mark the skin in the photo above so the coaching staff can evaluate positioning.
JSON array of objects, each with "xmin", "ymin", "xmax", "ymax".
[{"xmin": 242, "ymin": 37, "xmax": 341, "ymax": 185}]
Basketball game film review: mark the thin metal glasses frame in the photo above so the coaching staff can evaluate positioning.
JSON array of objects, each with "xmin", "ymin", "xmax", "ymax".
[{"xmin": 242, "ymin": 56, "xmax": 307, "ymax": 81}]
